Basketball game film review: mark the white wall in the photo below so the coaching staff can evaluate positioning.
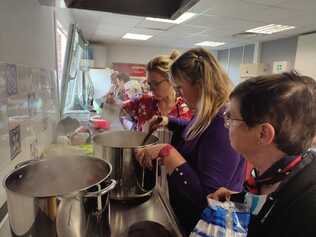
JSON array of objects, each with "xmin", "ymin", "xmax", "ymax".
[
  {"xmin": 0, "ymin": 0, "xmax": 63, "ymax": 235},
  {"xmin": 55, "ymin": 8, "xmax": 75, "ymax": 36},
  {"xmin": 218, "ymin": 45, "xmax": 255, "ymax": 85},
  {"xmin": 260, "ymin": 36, "xmax": 298, "ymax": 72},
  {"xmin": 90, "ymin": 44, "xmax": 108, "ymax": 68},
  {"xmin": 90, "ymin": 43, "xmax": 219, "ymax": 68},
  {"xmin": 0, "ymin": 0, "xmax": 56, "ymax": 70},
  {"xmin": 106, "ymin": 44, "xmax": 187, "ymax": 66},
  {"xmin": 295, "ymin": 33, "xmax": 316, "ymax": 79}
]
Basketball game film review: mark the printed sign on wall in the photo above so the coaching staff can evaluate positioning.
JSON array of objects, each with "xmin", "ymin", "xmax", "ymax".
[
  {"xmin": 112, "ymin": 63, "xmax": 146, "ymax": 78},
  {"xmin": 9, "ymin": 125, "xmax": 21, "ymax": 160}
]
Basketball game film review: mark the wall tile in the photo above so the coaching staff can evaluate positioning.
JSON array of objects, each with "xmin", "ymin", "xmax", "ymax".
[
  {"xmin": 0, "ymin": 63, "xmax": 7, "ymax": 100},
  {"xmin": 40, "ymin": 68, "xmax": 51, "ymax": 90},
  {"xmin": 31, "ymin": 68, "xmax": 40, "ymax": 92},
  {"xmin": 17, "ymin": 65, "xmax": 32, "ymax": 95},
  {"xmin": 5, "ymin": 64, "xmax": 18, "ymax": 96},
  {"xmin": 0, "ymin": 62, "xmax": 59, "ymax": 224},
  {"xmin": 9, "ymin": 125, "xmax": 21, "ymax": 160}
]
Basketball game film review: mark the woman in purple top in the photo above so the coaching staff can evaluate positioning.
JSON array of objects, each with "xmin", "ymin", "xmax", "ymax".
[{"xmin": 135, "ymin": 48, "xmax": 245, "ymax": 235}]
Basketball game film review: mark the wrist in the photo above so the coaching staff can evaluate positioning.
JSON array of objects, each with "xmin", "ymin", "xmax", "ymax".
[{"xmin": 158, "ymin": 144, "xmax": 173, "ymax": 159}]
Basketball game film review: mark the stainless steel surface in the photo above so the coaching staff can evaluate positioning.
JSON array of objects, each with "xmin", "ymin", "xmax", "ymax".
[
  {"xmin": 153, "ymin": 128, "xmax": 173, "ymax": 144},
  {"xmin": 6, "ymin": 156, "xmax": 111, "ymax": 197},
  {"xmin": 93, "ymin": 131, "xmax": 159, "ymax": 201},
  {"xmin": 4, "ymin": 156, "xmax": 116, "ymax": 237},
  {"xmin": 110, "ymin": 189, "xmax": 185, "ymax": 237}
]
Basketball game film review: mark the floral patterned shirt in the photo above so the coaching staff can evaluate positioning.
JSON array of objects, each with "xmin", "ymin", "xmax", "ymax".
[{"xmin": 122, "ymin": 94, "xmax": 192, "ymax": 131}]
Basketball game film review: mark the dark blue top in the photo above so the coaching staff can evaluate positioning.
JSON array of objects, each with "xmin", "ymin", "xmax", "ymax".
[{"xmin": 167, "ymin": 109, "xmax": 245, "ymax": 234}]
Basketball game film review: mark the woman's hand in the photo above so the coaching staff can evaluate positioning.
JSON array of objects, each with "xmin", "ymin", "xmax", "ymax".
[
  {"xmin": 134, "ymin": 144, "xmax": 166, "ymax": 169},
  {"xmin": 208, "ymin": 187, "xmax": 235, "ymax": 202},
  {"xmin": 148, "ymin": 116, "xmax": 168, "ymax": 131},
  {"xmin": 105, "ymin": 93, "xmax": 116, "ymax": 104}
]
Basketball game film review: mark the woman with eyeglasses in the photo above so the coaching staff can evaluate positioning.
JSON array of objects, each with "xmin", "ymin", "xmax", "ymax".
[
  {"xmin": 120, "ymin": 50, "xmax": 192, "ymax": 131},
  {"xmin": 208, "ymin": 71, "xmax": 316, "ymax": 237},
  {"xmin": 135, "ymin": 47, "xmax": 245, "ymax": 234}
]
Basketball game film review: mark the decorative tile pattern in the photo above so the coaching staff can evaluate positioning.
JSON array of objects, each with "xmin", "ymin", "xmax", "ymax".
[
  {"xmin": 40, "ymin": 68, "xmax": 50, "ymax": 89},
  {"xmin": 0, "ymin": 63, "xmax": 7, "ymax": 100},
  {"xmin": 0, "ymin": 99, "xmax": 8, "ymax": 133},
  {"xmin": 6, "ymin": 64, "xmax": 18, "ymax": 96},
  {"xmin": 7, "ymin": 95, "xmax": 29, "ymax": 130},
  {"xmin": 17, "ymin": 65, "xmax": 32, "ymax": 94},
  {"xmin": 27, "ymin": 92, "xmax": 36, "ymax": 117},
  {"xmin": 9, "ymin": 125, "xmax": 21, "ymax": 160},
  {"xmin": 0, "ymin": 63, "xmax": 59, "ymax": 221},
  {"xmin": 32, "ymin": 68, "xmax": 40, "ymax": 91}
]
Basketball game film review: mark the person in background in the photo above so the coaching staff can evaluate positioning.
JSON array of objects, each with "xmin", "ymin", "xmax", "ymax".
[
  {"xmin": 135, "ymin": 47, "xmax": 245, "ymax": 234},
  {"xmin": 104, "ymin": 71, "xmax": 130, "ymax": 105},
  {"xmin": 120, "ymin": 50, "xmax": 192, "ymax": 131},
  {"xmin": 209, "ymin": 72, "xmax": 316, "ymax": 237},
  {"xmin": 124, "ymin": 80, "xmax": 144, "ymax": 99}
]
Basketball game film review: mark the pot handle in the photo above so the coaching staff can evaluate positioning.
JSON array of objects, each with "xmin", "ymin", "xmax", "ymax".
[
  {"xmin": 15, "ymin": 159, "xmax": 37, "ymax": 169},
  {"xmin": 85, "ymin": 179, "xmax": 117, "ymax": 198}
]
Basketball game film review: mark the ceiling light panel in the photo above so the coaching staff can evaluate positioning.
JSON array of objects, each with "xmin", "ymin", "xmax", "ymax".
[
  {"xmin": 146, "ymin": 12, "xmax": 196, "ymax": 24},
  {"xmin": 195, "ymin": 41, "xmax": 226, "ymax": 47},
  {"xmin": 246, "ymin": 24, "xmax": 295, "ymax": 34},
  {"xmin": 122, "ymin": 33, "xmax": 152, "ymax": 40}
]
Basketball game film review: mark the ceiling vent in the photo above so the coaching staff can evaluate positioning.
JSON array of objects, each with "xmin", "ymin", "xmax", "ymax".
[
  {"xmin": 232, "ymin": 32, "xmax": 258, "ymax": 39},
  {"xmin": 64, "ymin": 0, "xmax": 199, "ymax": 19}
]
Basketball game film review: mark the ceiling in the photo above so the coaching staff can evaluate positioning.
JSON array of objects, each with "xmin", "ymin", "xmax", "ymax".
[{"xmin": 66, "ymin": 0, "xmax": 316, "ymax": 49}]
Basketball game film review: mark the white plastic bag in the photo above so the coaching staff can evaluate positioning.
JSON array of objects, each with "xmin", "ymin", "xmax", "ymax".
[{"xmin": 190, "ymin": 199, "xmax": 251, "ymax": 237}]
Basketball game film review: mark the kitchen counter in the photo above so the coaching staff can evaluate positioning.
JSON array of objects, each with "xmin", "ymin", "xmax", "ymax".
[{"xmin": 109, "ymin": 189, "xmax": 185, "ymax": 237}]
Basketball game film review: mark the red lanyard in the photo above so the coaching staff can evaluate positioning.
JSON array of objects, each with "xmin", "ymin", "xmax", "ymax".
[{"xmin": 245, "ymin": 155, "xmax": 302, "ymax": 194}]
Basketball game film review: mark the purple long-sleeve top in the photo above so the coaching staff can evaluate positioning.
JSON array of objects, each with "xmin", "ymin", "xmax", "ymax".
[{"xmin": 167, "ymin": 109, "xmax": 245, "ymax": 234}]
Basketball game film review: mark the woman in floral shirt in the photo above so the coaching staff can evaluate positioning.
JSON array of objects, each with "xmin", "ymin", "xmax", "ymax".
[{"xmin": 121, "ymin": 51, "xmax": 192, "ymax": 131}]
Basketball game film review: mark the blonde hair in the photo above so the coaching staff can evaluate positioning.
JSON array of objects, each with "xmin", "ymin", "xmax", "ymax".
[
  {"xmin": 171, "ymin": 47, "xmax": 232, "ymax": 140},
  {"xmin": 147, "ymin": 50, "xmax": 180, "ymax": 77}
]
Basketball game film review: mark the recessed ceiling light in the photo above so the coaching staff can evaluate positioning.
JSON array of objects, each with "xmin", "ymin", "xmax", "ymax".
[
  {"xmin": 122, "ymin": 33, "xmax": 152, "ymax": 40},
  {"xmin": 195, "ymin": 41, "xmax": 226, "ymax": 47},
  {"xmin": 246, "ymin": 24, "xmax": 295, "ymax": 34},
  {"xmin": 146, "ymin": 12, "xmax": 196, "ymax": 24}
]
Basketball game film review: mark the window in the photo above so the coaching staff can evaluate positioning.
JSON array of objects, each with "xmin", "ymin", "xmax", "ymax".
[{"xmin": 56, "ymin": 20, "xmax": 68, "ymax": 94}]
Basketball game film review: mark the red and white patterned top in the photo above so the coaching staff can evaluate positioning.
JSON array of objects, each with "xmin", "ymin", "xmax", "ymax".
[{"xmin": 122, "ymin": 94, "xmax": 192, "ymax": 131}]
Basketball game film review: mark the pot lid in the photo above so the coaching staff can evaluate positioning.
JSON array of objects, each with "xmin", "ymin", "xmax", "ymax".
[{"xmin": 4, "ymin": 156, "xmax": 112, "ymax": 197}]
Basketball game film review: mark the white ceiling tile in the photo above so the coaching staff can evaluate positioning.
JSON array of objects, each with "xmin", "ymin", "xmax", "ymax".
[
  {"xmin": 135, "ymin": 19, "xmax": 174, "ymax": 31},
  {"xmin": 167, "ymin": 24, "xmax": 207, "ymax": 34},
  {"xmin": 276, "ymin": 0, "xmax": 316, "ymax": 12},
  {"xmin": 187, "ymin": 0, "xmax": 215, "ymax": 14},
  {"xmin": 202, "ymin": 0, "xmax": 271, "ymax": 20},
  {"xmin": 68, "ymin": 0, "xmax": 316, "ymax": 48},
  {"xmin": 240, "ymin": 0, "xmax": 287, "ymax": 6},
  {"xmin": 99, "ymin": 13, "xmax": 143, "ymax": 27},
  {"xmin": 187, "ymin": 14, "xmax": 263, "ymax": 32},
  {"xmin": 124, "ymin": 28, "xmax": 164, "ymax": 36}
]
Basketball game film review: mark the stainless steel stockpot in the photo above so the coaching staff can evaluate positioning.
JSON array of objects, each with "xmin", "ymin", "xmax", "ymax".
[
  {"xmin": 3, "ymin": 156, "xmax": 116, "ymax": 237},
  {"xmin": 93, "ymin": 130, "xmax": 159, "ymax": 202}
]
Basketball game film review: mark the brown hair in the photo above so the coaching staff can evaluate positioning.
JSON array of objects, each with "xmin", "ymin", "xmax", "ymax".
[
  {"xmin": 117, "ymin": 72, "xmax": 130, "ymax": 83},
  {"xmin": 230, "ymin": 71, "xmax": 316, "ymax": 155},
  {"xmin": 146, "ymin": 50, "xmax": 180, "ymax": 78},
  {"xmin": 171, "ymin": 47, "xmax": 232, "ymax": 140}
]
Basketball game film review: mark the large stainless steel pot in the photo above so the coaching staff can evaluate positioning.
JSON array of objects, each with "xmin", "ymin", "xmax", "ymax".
[
  {"xmin": 3, "ymin": 156, "xmax": 116, "ymax": 237},
  {"xmin": 93, "ymin": 130, "xmax": 159, "ymax": 201}
]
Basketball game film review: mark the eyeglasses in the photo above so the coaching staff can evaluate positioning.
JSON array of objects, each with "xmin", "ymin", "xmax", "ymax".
[
  {"xmin": 223, "ymin": 111, "xmax": 244, "ymax": 128},
  {"xmin": 147, "ymin": 79, "xmax": 168, "ymax": 90}
]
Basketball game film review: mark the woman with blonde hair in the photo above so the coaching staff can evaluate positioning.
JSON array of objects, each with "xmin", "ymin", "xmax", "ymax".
[
  {"xmin": 135, "ymin": 47, "xmax": 245, "ymax": 234},
  {"xmin": 121, "ymin": 50, "xmax": 192, "ymax": 131}
]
